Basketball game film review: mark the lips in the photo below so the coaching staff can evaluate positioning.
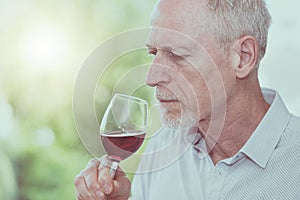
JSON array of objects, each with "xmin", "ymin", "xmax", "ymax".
[
  {"xmin": 156, "ymin": 94, "xmax": 178, "ymax": 103},
  {"xmin": 156, "ymin": 87, "xmax": 179, "ymax": 103},
  {"xmin": 157, "ymin": 98, "xmax": 178, "ymax": 103}
]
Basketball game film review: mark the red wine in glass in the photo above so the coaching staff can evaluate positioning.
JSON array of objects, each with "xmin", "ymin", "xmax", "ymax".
[
  {"xmin": 101, "ymin": 130, "xmax": 146, "ymax": 162},
  {"xmin": 99, "ymin": 94, "xmax": 148, "ymax": 181}
]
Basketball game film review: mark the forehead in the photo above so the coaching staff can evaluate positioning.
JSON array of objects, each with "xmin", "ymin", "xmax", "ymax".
[
  {"xmin": 150, "ymin": 0, "xmax": 208, "ymax": 33},
  {"xmin": 147, "ymin": 0, "xmax": 211, "ymax": 49},
  {"xmin": 146, "ymin": 28, "xmax": 199, "ymax": 51}
]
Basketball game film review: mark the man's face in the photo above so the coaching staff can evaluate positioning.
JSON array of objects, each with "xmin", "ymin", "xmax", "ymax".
[{"xmin": 146, "ymin": 0, "xmax": 231, "ymax": 129}]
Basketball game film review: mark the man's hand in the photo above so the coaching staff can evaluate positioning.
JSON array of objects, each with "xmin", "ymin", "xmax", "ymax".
[{"xmin": 74, "ymin": 156, "xmax": 131, "ymax": 200}]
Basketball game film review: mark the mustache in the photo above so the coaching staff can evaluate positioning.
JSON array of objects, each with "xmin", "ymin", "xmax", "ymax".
[{"xmin": 156, "ymin": 87, "xmax": 178, "ymax": 101}]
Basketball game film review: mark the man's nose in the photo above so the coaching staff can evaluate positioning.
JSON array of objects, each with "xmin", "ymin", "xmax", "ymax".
[{"xmin": 146, "ymin": 62, "xmax": 171, "ymax": 87}]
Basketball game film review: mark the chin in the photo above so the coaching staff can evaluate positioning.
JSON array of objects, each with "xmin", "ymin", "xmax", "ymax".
[{"xmin": 161, "ymin": 109, "xmax": 198, "ymax": 129}]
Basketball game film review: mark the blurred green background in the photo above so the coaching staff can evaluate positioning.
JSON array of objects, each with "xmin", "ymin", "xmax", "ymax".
[{"xmin": 0, "ymin": 0, "xmax": 156, "ymax": 199}]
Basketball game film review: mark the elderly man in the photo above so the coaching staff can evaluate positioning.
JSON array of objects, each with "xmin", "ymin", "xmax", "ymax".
[{"xmin": 74, "ymin": 0, "xmax": 300, "ymax": 199}]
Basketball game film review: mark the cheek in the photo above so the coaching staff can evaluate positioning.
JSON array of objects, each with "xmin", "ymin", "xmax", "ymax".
[
  {"xmin": 168, "ymin": 60, "xmax": 213, "ymax": 113},
  {"xmin": 183, "ymin": 76, "xmax": 212, "ymax": 118},
  {"xmin": 177, "ymin": 80, "xmax": 205, "ymax": 109}
]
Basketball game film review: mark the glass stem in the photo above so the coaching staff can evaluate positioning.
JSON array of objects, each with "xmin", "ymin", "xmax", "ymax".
[{"xmin": 109, "ymin": 161, "xmax": 118, "ymax": 178}]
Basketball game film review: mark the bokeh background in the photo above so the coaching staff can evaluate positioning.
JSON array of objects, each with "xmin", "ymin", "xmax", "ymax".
[{"xmin": 0, "ymin": 0, "xmax": 299, "ymax": 199}]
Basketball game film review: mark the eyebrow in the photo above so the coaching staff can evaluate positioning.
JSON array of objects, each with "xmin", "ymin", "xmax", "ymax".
[
  {"xmin": 145, "ymin": 43, "xmax": 173, "ymax": 52},
  {"xmin": 145, "ymin": 43, "xmax": 190, "ymax": 55}
]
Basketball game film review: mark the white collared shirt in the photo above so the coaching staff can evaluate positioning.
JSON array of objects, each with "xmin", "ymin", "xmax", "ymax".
[{"xmin": 131, "ymin": 88, "xmax": 300, "ymax": 200}]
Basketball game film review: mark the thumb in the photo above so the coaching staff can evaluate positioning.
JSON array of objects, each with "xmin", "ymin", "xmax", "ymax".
[{"xmin": 111, "ymin": 175, "xmax": 131, "ymax": 199}]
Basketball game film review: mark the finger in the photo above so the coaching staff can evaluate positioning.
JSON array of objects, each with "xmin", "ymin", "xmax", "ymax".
[
  {"xmin": 110, "ymin": 177, "xmax": 131, "ymax": 199},
  {"xmin": 99, "ymin": 155, "xmax": 112, "ymax": 168},
  {"xmin": 97, "ymin": 156, "xmax": 116, "ymax": 195},
  {"xmin": 98, "ymin": 164, "xmax": 114, "ymax": 195},
  {"xmin": 114, "ymin": 176, "xmax": 131, "ymax": 192},
  {"xmin": 99, "ymin": 156, "xmax": 125, "ymax": 177},
  {"xmin": 74, "ymin": 174, "xmax": 97, "ymax": 200},
  {"xmin": 114, "ymin": 166, "xmax": 126, "ymax": 177},
  {"xmin": 75, "ymin": 192, "xmax": 84, "ymax": 200},
  {"xmin": 86, "ymin": 158, "xmax": 101, "ymax": 169},
  {"xmin": 82, "ymin": 158, "xmax": 107, "ymax": 200}
]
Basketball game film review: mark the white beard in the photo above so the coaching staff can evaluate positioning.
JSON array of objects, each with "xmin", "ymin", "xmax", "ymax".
[{"xmin": 160, "ymin": 106, "xmax": 198, "ymax": 129}]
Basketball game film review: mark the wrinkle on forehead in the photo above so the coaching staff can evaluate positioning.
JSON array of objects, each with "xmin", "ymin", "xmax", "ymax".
[
  {"xmin": 146, "ymin": 27, "xmax": 199, "ymax": 53},
  {"xmin": 151, "ymin": 0, "xmax": 209, "ymax": 38}
]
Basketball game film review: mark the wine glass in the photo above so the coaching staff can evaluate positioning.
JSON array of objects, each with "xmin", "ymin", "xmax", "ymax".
[{"xmin": 100, "ymin": 94, "xmax": 148, "ymax": 179}]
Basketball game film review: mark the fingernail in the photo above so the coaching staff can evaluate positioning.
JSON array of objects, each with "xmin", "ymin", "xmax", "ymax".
[
  {"xmin": 104, "ymin": 183, "xmax": 112, "ymax": 194},
  {"xmin": 95, "ymin": 191, "xmax": 104, "ymax": 199}
]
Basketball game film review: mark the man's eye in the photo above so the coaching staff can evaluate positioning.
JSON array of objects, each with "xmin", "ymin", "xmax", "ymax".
[
  {"xmin": 168, "ymin": 51, "xmax": 183, "ymax": 60},
  {"xmin": 148, "ymin": 49, "xmax": 157, "ymax": 56}
]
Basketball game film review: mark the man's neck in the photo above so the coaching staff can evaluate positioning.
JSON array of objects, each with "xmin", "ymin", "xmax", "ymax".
[{"xmin": 199, "ymin": 86, "xmax": 270, "ymax": 165}]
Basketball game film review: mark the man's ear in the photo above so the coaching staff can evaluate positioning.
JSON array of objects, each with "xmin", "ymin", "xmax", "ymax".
[{"xmin": 232, "ymin": 35, "xmax": 259, "ymax": 79}]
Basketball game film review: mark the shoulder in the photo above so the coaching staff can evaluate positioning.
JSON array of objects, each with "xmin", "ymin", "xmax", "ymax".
[
  {"xmin": 287, "ymin": 114, "xmax": 300, "ymax": 131},
  {"xmin": 274, "ymin": 114, "xmax": 300, "ymax": 163},
  {"xmin": 280, "ymin": 114, "xmax": 300, "ymax": 146}
]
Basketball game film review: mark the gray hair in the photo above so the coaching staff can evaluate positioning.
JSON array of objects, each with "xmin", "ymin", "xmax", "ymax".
[{"xmin": 206, "ymin": 0, "xmax": 272, "ymax": 65}]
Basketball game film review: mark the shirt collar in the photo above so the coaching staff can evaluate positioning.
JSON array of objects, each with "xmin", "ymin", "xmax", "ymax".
[
  {"xmin": 239, "ymin": 88, "xmax": 291, "ymax": 168},
  {"xmin": 193, "ymin": 88, "xmax": 291, "ymax": 167}
]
